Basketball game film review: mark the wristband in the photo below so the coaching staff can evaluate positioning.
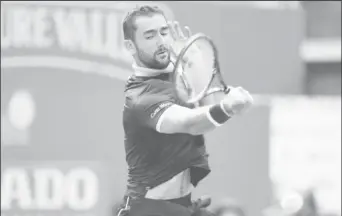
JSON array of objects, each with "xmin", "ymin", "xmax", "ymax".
[
  {"xmin": 219, "ymin": 100, "xmax": 235, "ymax": 117},
  {"xmin": 206, "ymin": 103, "xmax": 231, "ymax": 126}
]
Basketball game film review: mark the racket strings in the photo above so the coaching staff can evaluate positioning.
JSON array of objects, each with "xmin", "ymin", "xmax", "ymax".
[
  {"xmin": 173, "ymin": 34, "xmax": 227, "ymax": 106},
  {"xmin": 181, "ymin": 39, "xmax": 216, "ymax": 96}
]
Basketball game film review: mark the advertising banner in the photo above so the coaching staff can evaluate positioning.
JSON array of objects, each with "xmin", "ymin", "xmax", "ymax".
[{"xmin": 1, "ymin": 161, "xmax": 109, "ymax": 216}]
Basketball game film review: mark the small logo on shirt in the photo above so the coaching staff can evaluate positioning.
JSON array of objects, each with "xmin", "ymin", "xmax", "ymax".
[{"xmin": 150, "ymin": 102, "xmax": 172, "ymax": 119}]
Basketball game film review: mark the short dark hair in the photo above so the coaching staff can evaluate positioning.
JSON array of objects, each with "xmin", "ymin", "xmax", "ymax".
[{"xmin": 122, "ymin": 5, "xmax": 166, "ymax": 41}]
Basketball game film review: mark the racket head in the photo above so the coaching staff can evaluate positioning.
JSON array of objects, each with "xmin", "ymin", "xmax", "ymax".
[{"xmin": 171, "ymin": 33, "xmax": 229, "ymax": 107}]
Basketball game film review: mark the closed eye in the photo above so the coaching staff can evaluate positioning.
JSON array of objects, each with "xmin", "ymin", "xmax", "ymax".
[
  {"xmin": 160, "ymin": 26, "xmax": 169, "ymax": 36},
  {"xmin": 161, "ymin": 31, "xmax": 169, "ymax": 36},
  {"xmin": 145, "ymin": 35, "xmax": 154, "ymax": 40},
  {"xmin": 144, "ymin": 29, "xmax": 157, "ymax": 40}
]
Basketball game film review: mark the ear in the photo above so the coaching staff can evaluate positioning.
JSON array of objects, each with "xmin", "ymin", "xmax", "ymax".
[{"xmin": 124, "ymin": 40, "xmax": 136, "ymax": 55}]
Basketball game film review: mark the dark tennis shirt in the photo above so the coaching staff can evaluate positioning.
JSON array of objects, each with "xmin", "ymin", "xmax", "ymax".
[{"xmin": 123, "ymin": 72, "xmax": 211, "ymax": 198}]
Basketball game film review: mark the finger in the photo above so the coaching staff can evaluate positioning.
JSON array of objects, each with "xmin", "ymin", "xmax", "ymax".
[
  {"xmin": 174, "ymin": 21, "xmax": 185, "ymax": 39},
  {"xmin": 241, "ymin": 95, "xmax": 253, "ymax": 111},
  {"xmin": 247, "ymin": 94, "xmax": 254, "ymax": 105},
  {"xmin": 241, "ymin": 88, "xmax": 250, "ymax": 96},
  {"xmin": 184, "ymin": 26, "xmax": 192, "ymax": 38},
  {"xmin": 236, "ymin": 87, "xmax": 250, "ymax": 101},
  {"xmin": 240, "ymin": 88, "xmax": 250, "ymax": 99},
  {"xmin": 233, "ymin": 87, "xmax": 246, "ymax": 98},
  {"xmin": 236, "ymin": 86, "xmax": 245, "ymax": 92},
  {"xmin": 235, "ymin": 86, "xmax": 245, "ymax": 96},
  {"xmin": 168, "ymin": 21, "xmax": 178, "ymax": 41},
  {"xmin": 241, "ymin": 89, "xmax": 253, "ymax": 104}
]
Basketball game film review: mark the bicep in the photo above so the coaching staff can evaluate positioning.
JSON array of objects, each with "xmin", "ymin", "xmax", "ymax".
[{"xmin": 156, "ymin": 104, "xmax": 193, "ymax": 134}]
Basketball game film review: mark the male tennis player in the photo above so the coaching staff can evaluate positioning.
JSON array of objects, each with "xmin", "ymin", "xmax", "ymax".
[{"xmin": 116, "ymin": 5, "xmax": 253, "ymax": 216}]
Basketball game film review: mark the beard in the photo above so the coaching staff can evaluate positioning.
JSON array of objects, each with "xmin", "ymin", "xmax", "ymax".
[{"xmin": 136, "ymin": 47, "xmax": 171, "ymax": 70}]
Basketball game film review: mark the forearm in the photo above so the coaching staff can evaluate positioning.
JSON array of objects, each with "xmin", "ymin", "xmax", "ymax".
[
  {"xmin": 157, "ymin": 87, "xmax": 253, "ymax": 135},
  {"xmin": 158, "ymin": 103, "xmax": 232, "ymax": 135},
  {"xmin": 184, "ymin": 103, "xmax": 232, "ymax": 135},
  {"xmin": 181, "ymin": 106, "xmax": 217, "ymax": 135}
]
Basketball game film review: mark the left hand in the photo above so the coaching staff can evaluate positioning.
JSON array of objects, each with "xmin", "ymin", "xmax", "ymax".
[
  {"xmin": 168, "ymin": 21, "xmax": 202, "ymax": 67},
  {"xmin": 168, "ymin": 21, "xmax": 193, "ymax": 58},
  {"xmin": 190, "ymin": 195, "xmax": 214, "ymax": 216},
  {"xmin": 192, "ymin": 195, "xmax": 212, "ymax": 209}
]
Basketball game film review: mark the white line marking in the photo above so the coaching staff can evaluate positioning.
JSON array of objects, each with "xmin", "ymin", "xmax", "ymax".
[{"xmin": 1, "ymin": 56, "xmax": 132, "ymax": 81}]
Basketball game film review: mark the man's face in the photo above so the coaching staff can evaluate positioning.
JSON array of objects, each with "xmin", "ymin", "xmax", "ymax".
[{"xmin": 133, "ymin": 14, "xmax": 172, "ymax": 70}]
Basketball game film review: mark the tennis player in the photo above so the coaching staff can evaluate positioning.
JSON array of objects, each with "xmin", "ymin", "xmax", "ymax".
[{"xmin": 116, "ymin": 5, "xmax": 253, "ymax": 216}]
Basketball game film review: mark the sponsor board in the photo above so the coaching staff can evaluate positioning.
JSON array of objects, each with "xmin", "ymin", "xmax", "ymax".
[
  {"xmin": 1, "ymin": 161, "xmax": 109, "ymax": 216},
  {"xmin": 1, "ymin": 1, "xmax": 174, "ymax": 80}
]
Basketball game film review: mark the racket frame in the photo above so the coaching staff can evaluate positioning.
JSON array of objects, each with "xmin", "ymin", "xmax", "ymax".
[{"xmin": 172, "ymin": 33, "xmax": 230, "ymax": 105}]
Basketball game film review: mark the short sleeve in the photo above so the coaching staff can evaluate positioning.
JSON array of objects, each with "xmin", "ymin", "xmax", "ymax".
[{"xmin": 133, "ymin": 94, "xmax": 175, "ymax": 130}]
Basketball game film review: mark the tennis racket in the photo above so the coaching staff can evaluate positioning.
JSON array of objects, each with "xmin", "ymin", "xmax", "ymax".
[{"xmin": 171, "ymin": 33, "xmax": 230, "ymax": 107}]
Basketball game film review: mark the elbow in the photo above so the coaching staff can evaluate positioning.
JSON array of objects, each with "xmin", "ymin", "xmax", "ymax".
[
  {"xmin": 188, "ymin": 130, "xmax": 204, "ymax": 136},
  {"xmin": 188, "ymin": 127, "xmax": 204, "ymax": 136}
]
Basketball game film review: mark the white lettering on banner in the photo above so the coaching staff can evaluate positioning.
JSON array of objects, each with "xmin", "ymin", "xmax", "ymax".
[
  {"xmin": 33, "ymin": 169, "xmax": 65, "ymax": 210},
  {"xmin": 34, "ymin": 7, "xmax": 53, "ymax": 48},
  {"xmin": 65, "ymin": 169, "xmax": 98, "ymax": 211},
  {"xmin": 1, "ymin": 168, "xmax": 33, "ymax": 210},
  {"xmin": 1, "ymin": 167, "xmax": 99, "ymax": 211},
  {"xmin": 1, "ymin": 6, "xmax": 128, "ymax": 62},
  {"xmin": 1, "ymin": 1, "xmax": 174, "ymax": 80}
]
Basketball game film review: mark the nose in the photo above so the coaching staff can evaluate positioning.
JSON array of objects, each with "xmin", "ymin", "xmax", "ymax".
[{"xmin": 156, "ymin": 33, "xmax": 167, "ymax": 46}]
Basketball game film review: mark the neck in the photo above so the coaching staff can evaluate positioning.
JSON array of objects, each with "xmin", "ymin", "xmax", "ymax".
[{"xmin": 132, "ymin": 62, "xmax": 174, "ymax": 77}]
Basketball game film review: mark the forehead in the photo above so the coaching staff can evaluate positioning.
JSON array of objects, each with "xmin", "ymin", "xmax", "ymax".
[{"xmin": 134, "ymin": 14, "xmax": 167, "ymax": 33}]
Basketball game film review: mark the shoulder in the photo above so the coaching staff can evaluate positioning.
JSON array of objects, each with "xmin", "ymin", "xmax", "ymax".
[
  {"xmin": 125, "ymin": 78, "xmax": 175, "ymax": 111},
  {"xmin": 135, "ymin": 84, "xmax": 175, "ymax": 114},
  {"xmin": 144, "ymin": 78, "xmax": 174, "ymax": 96}
]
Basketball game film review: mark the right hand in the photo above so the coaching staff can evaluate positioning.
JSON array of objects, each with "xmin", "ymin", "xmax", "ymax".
[{"xmin": 221, "ymin": 86, "xmax": 254, "ymax": 116}]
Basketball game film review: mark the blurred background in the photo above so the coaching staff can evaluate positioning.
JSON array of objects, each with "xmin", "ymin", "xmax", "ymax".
[{"xmin": 1, "ymin": 1, "xmax": 341, "ymax": 216}]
